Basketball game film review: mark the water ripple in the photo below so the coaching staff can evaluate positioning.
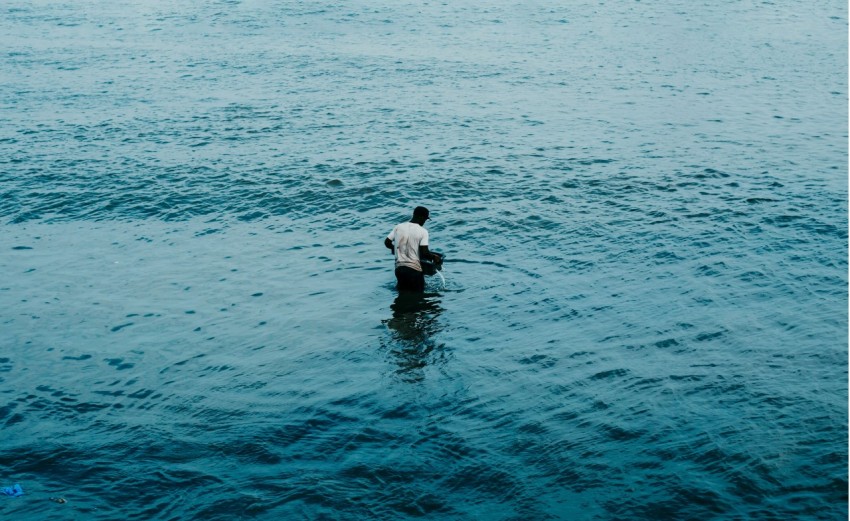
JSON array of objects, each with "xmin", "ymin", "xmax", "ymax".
[{"xmin": 0, "ymin": 0, "xmax": 846, "ymax": 519}]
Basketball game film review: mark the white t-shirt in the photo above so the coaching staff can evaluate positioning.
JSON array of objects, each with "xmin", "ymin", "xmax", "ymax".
[{"xmin": 387, "ymin": 222, "xmax": 429, "ymax": 272}]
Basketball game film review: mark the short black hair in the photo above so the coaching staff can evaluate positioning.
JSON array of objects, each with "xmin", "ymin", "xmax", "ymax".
[{"xmin": 413, "ymin": 206, "xmax": 430, "ymax": 219}]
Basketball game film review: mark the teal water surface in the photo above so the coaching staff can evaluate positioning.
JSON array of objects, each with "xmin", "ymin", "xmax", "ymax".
[{"xmin": 0, "ymin": 1, "xmax": 847, "ymax": 520}]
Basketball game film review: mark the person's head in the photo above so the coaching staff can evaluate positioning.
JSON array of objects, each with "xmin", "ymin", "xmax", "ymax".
[{"xmin": 411, "ymin": 206, "xmax": 430, "ymax": 225}]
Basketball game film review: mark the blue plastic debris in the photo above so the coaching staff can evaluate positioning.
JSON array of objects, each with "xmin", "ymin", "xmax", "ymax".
[{"xmin": 2, "ymin": 484, "xmax": 23, "ymax": 497}]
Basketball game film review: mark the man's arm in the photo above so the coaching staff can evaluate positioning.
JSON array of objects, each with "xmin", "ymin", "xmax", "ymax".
[
  {"xmin": 419, "ymin": 245, "xmax": 440, "ymax": 262},
  {"xmin": 384, "ymin": 237, "xmax": 394, "ymax": 254}
]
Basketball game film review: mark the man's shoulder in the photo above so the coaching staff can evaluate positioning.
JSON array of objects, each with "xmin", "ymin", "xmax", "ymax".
[{"xmin": 395, "ymin": 222, "xmax": 427, "ymax": 237}]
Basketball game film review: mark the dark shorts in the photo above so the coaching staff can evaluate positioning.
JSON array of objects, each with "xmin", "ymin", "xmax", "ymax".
[{"xmin": 395, "ymin": 266, "xmax": 425, "ymax": 292}]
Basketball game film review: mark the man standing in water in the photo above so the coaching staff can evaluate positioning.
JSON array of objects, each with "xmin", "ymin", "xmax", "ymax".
[{"xmin": 384, "ymin": 206, "xmax": 442, "ymax": 292}]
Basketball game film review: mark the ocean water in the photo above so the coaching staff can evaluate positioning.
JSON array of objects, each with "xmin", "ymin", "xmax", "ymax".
[{"xmin": 0, "ymin": 1, "xmax": 847, "ymax": 520}]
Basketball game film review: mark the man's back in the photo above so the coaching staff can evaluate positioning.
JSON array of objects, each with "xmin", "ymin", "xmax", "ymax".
[{"xmin": 388, "ymin": 222, "xmax": 429, "ymax": 272}]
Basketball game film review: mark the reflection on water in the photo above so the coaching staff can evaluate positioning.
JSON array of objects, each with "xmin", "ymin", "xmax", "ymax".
[{"xmin": 382, "ymin": 292, "xmax": 444, "ymax": 382}]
